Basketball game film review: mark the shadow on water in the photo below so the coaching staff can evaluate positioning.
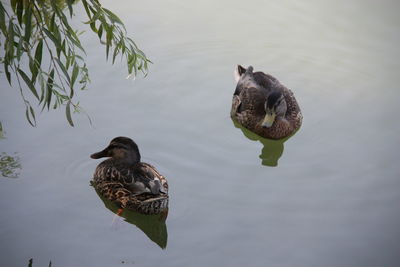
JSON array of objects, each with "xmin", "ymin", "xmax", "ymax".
[
  {"xmin": 232, "ymin": 119, "xmax": 296, "ymax": 167},
  {"xmin": 0, "ymin": 152, "xmax": 21, "ymax": 178},
  {"xmin": 93, "ymin": 188, "xmax": 168, "ymax": 249}
]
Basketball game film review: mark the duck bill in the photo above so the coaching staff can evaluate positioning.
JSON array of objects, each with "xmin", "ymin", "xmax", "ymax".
[
  {"xmin": 261, "ymin": 113, "xmax": 276, "ymax": 128},
  {"xmin": 90, "ymin": 148, "xmax": 109, "ymax": 159}
]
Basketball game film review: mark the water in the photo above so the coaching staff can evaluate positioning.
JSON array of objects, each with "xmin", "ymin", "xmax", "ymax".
[{"xmin": 1, "ymin": 0, "xmax": 400, "ymax": 266}]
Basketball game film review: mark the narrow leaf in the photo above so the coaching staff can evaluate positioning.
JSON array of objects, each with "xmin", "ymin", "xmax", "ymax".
[
  {"xmin": 16, "ymin": 36, "xmax": 23, "ymax": 60},
  {"xmin": 34, "ymin": 40, "xmax": 43, "ymax": 69},
  {"xmin": 10, "ymin": 0, "xmax": 17, "ymax": 12},
  {"xmin": 46, "ymin": 69, "xmax": 55, "ymax": 110},
  {"xmin": 89, "ymin": 22, "xmax": 97, "ymax": 32},
  {"xmin": 49, "ymin": 12, "xmax": 55, "ymax": 32},
  {"xmin": 7, "ymin": 20, "xmax": 14, "ymax": 57},
  {"xmin": 25, "ymin": 106, "xmax": 35, "ymax": 126},
  {"xmin": 66, "ymin": 101, "xmax": 74, "ymax": 126},
  {"xmin": 81, "ymin": 0, "xmax": 92, "ymax": 20},
  {"xmin": 65, "ymin": 28, "xmax": 85, "ymax": 50},
  {"xmin": 43, "ymin": 28, "xmax": 62, "ymax": 48},
  {"xmin": 29, "ymin": 56, "xmax": 38, "ymax": 83},
  {"xmin": 24, "ymin": 3, "xmax": 32, "ymax": 43},
  {"xmin": 29, "ymin": 106, "xmax": 36, "ymax": 122},
  {"xmin": 4, "ymin": 63, "xmax": 11, "ymax": 85},
  {"xmin": 103, "ymin": 8, "xmax": 125, "ymax": 27},
  {"xmin": 71, "ymin": 64, "xmax": 79, "ymax": 88},
  {"xmin": 105, "ymin": 24, "xmax": 113, "ymax": 46},
  {"xmin": 66, "ymin": 0, "xmax": 73, "ymax": 18},
  {"xmin": 16, "ymin": 1, "xmax": 23, "ymax": 25},
  {"xmin": 39, "ymin": 73, "xmax": 45, "ymax": 104},
  {"xmin": 17, "ymin": 68, "xmax": 39, "ymax": 100},
  {"xmin": 84, "ymin": 10, "xmax": 101, "ymax": 25},
  {"xmin": 97, "ymin": 24, "xmax": 103, "ymax": 39},
  {"xmin": 112, "ymin": 46, "xmax": 119, "ymax": 64},
  {"xmin": 0, "ymin": 2, "xmax": 7, "ymax": 34},
  {"xmin": 55, "ymin": 58, "xmax": 71, "ymax": 85}
]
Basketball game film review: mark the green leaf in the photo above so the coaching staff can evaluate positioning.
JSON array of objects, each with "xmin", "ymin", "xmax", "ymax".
[
  {"xmin": 23, "ymin": 3, "xmax": 32, "ymax": 43},
  {"xmin": 16, "ymin": 1, "xmax": 23, "ymax": 25},
  {"xmin": 29, "ymin": 56, "xmax": 38, "ymax": 84},
  {"xmin": 7, "ymin": 20, "xmax": 14, "ymax": 58},
  {"xmin": 105, "ymin": 25, "xmax": 114, "ymax": 59},
  {"xmin": 25, "ymin": 106, "xmax": 35, "ymax": 126},
  {"xmin": 66, "ymin": 0, "xmax": 73, "ymax": 18},
  {"xmin": 46, "ymin": 69, "xmax": 55, "ymax": 110},
  {"xmin": 10, "ymin": 0, "xmax": 17, "ymax": 12},
  {"xmin": 0, "ymin": 2, "xmax": 7, "ymax": 34},
  {"xmin": 17, "ymin": 68, "xmax": 39, "ymax": 100},
  {"xmin": 16, "ymin": 36, "xmax": 23, "ymax": 60},
  {"xmin": 49, "ymin": 12, "xmax": 56, "ymax": 32},
  {"xmin": 89, "ymin": 22, "xmax": 97, "ymax": 32},
  {"xmin": 71, "ymin": 63, "xmax": 79, "ymax": 88},
  {"xmin": 66, "ymin": 101, "xmax": 74, "ymax": 126},
  {"xmin": 57, "ymin": 39, "xmax": 66, "ymax": 58},
  {"xmin": 39, "ymin": 73, "xmax": 45, "ymax": 104},
  {"xmin": 64, "ymin": 26, "xmax": 86, "ymax": 54},
  {"xmin": 55, "ymin": 4, "xmax": 67, "ymax": 25},
  {"xmin": 29, "ymin": 106, "xmax": 36, "ymax": 122},
  {"xmin": 103, "ymin": 8, "xmax": 125, "ymax": 28},
  {"xmin": 97, "ymin": 24, "xmax": 103, "ymax": 39},
  {"xmin": 34, "ymin": 40, "xmax": 43, "ymax": 69},
  {"xmin": 55, "ymin": 58, "xmax": 71, "ymax": 85},
  {"xmin": 81, "ymin": 0, "xmax": 92, "ymax": 20},
  {"xmin": 112, "ymin": 45, "xmax": 119, "ymax": 64},
  {"xmin": 106, "ymin": 25, "xmax": 114, "ymax": 45},
  {"xmin": 43, "ymin": 28, "xmax": 62, "ymax": 48},
  {"xmin": 84, "ymin": 10, "xmax": 101, "ymax": 25}
]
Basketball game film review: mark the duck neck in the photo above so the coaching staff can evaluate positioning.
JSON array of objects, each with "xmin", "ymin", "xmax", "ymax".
[
  {"xmin": 113, "ymin": 149, "xmax": 140, "ymax": 165},
  {"xmin": 125, "ymin": 150, "xmax": 141, "ymax": 165}
]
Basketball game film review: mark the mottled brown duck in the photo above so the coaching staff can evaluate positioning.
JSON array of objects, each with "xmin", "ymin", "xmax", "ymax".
[
  {"xmin": 90, "ymin": 137, "xmax": 168, "ymax": 215},
  {"xmin": 231, "ymin": 65, "xmax": 302, "ymax": 139}
]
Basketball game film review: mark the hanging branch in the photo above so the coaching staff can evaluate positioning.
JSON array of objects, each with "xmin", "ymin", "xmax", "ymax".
[{"xmin": 0, "ymin": 0, "xmax": 151, "ymax": 126}]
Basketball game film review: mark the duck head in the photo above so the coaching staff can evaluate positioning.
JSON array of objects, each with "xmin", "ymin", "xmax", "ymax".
[
  {"xmin": 90, "ymin": 136, "xmax": 141, "ymax": 164},
  {"xmin": 262, "ymin": 91, "xmax": 287, "ymax": 128}
]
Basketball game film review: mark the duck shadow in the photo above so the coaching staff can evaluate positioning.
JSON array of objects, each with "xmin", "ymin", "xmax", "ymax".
[
  {"xmin": 93, "ymin": 187, "xmax": 168, "ymax": 249},
  {"xmin": 231, "ymin": 119, "xmax": 296, "ymax": 167}
]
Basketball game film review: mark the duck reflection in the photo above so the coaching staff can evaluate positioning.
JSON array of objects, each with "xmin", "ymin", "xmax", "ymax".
[
  {"xmin": 93, "ymin": 187, "xmax": 168, "ymax": 249},
  {"xmin": 232, "ymin": 119, "xmax": 295, "ymax": 167}
]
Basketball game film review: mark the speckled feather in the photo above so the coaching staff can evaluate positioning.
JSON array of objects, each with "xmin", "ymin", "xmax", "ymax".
[
  {"xmin": 92, "ymin": 161, "xmax": 168, "ymax": 214},
  {"xmin": 231, "ymin": 69, "xmax": 302, "ymax": 139}
]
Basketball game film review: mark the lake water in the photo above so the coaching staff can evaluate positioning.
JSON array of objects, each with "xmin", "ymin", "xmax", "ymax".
[{"xmin": 1, "ymin": 0, "xmax": 400, "ymax": 266}]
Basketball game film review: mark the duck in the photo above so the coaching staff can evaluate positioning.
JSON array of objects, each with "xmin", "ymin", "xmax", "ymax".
[
  {"xmin": 90, "ymin": 136, "xmax": 168, "ymax": 215},
  {"xmin": 231, "ymin": 65, "xmax": 302, "ymax": 139}
]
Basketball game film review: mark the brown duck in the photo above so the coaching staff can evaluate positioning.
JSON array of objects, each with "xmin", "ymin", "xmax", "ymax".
[
  {"xmin": 231, "ymin": 65, "xmax": 302, "ymax": 139},
  {"xmin": 90, "ymin": 137, "xmax": 168, "ymax": 214}
]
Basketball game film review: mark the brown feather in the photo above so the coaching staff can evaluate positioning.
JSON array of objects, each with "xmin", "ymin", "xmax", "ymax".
[{"xmin": 231, "ymin": 71, "xmax": 302, "ymax": 139}]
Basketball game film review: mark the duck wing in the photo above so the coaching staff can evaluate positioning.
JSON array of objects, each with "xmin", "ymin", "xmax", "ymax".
[
  {"xmin": 93, "ymin": 160, "xmax": 167, "ymax": 195},
  {"xmin": 131, "ymin": 163, "xmax": 168, "ymax": 195}
]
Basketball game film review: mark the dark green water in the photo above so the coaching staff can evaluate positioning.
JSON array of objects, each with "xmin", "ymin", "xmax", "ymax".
[{"xmin": 1, "ymin": 0, "xmax": 400, "ymax": 266}]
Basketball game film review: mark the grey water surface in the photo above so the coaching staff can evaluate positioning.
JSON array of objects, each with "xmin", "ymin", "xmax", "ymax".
[{"xmin": 1, "ymin": 0, "xmax": 400, "ymax": 266}]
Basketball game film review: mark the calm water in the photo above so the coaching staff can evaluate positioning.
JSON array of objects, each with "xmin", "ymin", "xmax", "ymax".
[{"xmin": 1, "ymin": 0, "xmax": 400, "ymax": 266}]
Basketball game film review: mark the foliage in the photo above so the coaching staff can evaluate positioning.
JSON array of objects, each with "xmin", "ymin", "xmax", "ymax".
[
  {"xmin": 0, "ymin": 152, "xmax": 21, "ymax": 178},
  {"xmin": 0, "ymin": 0, "xmax": 150, "ymax": 126}
]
